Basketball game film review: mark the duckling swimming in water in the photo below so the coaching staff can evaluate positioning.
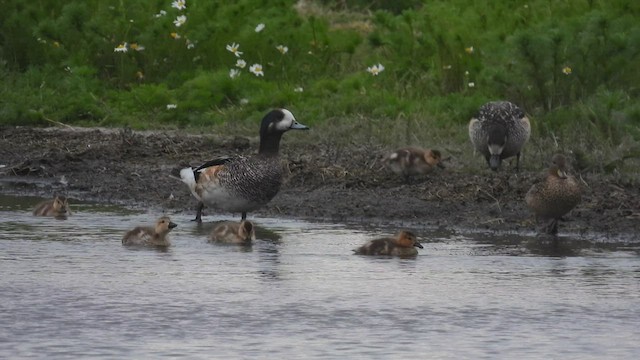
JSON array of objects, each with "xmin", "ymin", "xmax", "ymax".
[
  {"xmin": 32, "ymin": 196, "xmax": 71, "ymax": 218},
  {"xmin": 469, "ymin": 101, "xmax": 531, "ymax": 171},
  {"xmin": 180, "ymin": 108, "xmax": 309, "ymax": 222},
  {"xmin": 525, "ymin": 154, "xmax": 582, "ymax": 235},
  {"xmin": 122, "ymin": 216, "xmax": 177, "ymax": 247},
  {"xmin": 209, "ymin": 220, "xmax": 255, "ymax": 245},
  {"xmin": 353, "ymin": 230, "xmax": 423, "ymax": 257},
  {"xmin": 383, "ymin": 147, "xmax": 445, "ymax": 182}
]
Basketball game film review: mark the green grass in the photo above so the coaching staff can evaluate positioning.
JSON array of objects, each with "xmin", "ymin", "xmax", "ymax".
[{"xmin": 1, "ymin": 0, "xmax": 639, "ymax": 170}]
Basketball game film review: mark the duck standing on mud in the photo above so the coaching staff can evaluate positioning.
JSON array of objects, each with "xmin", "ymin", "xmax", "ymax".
[
  {"xmin": 180, "ymin": 109, "xmax": 309, "ymax": 222},
  {"xmin": 382, "ymin": 147, "xmax": 445, "ymax": 183},
  {"xmin": 468, "ymin": 101, "xmax": 531, "ymax": 171},
  {"xmin": 525, "ymin": 154, "xmax": 582, "ymax": 235},
  {"xmin": 354, "ymin": 230, "xmax": 423, "ymax": 257}
]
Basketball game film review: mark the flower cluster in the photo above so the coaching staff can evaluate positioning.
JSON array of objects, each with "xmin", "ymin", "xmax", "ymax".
[{"xmin": 225, "ymin": 23, "xmax": 292, "ymax": 80}]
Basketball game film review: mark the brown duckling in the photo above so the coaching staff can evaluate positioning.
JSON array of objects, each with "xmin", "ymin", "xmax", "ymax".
[
  {"xmin": 209, "ymin": 220, "xmax": 255, "ymax": 245},
  {"xmin": 525, "ymin": 154, "xmax": 582, "ymax": 235},
  {"xmin": 33, "ymin": 196, "xmax": 71, "ymax": 218},
  {"xmin": 122, "ymin": 216, "xmax": 177, "ymax": 247},
  {"xmin": 383, "ymin": 147, "xmax": 444, "ymax": 182},
  {"xmin": 353, "ymin": 230, "xmax": 423, "ymax": 257}
]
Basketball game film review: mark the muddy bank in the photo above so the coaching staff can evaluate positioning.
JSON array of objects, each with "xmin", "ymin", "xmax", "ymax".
[{"xmin": 1, "ymin": 126, "xmax": 638, "ymax": 239}]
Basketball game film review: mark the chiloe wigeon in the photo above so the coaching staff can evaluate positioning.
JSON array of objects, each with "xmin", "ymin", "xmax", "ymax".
[
  {"xmin": 180, "ymin": 109, "xmax": 309, "ymax": 222},
  {"xmin": 469, "ymin": 101, "xmax": 531, "ymax": 171}
]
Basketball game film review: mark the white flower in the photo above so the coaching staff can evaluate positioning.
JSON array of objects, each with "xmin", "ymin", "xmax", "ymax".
[
  {"xmin": 442, "ymin": 65, "xmax": 452, "ymax": 70},
  {"xmin": 249, "ymin": 63, "xmax": 264, "ymax": 77},
  {"xmin": 186, "ymin": 39, "xmax": 195, "ymax": 49},
  {"xmin": 468, "ymin": 82, "xmax": 475, "ymax": 88},
  {"xmin": 229, "ymin": 68, "xmax": 240, "ymax": 79},
  {"xmin": 255, "ymin": 23, "xmax": 265, "ymax": 32},
  {"xmin": 562, "ymin": 66, "xmax": 572, "ymax": 75},
  {"xmin": 114, "ymin": 42, "xmax": 128, "ymax": 53},
  {"xmin": 465, "ymin": 46, "xmax": 474, "ymax": 54},
  {"xmin": 226, "ymin": 43, "xmax": 243, "ymax": 57},
  {"xmin": 294, "ymin": 87, "xmax": 304, "ymax": 93},
  {"xmin": 171, "ymin": 0, "xmax": 186, "ymax": 10},
  {"xmin": 166, "ymin": 104, "xmax": 178, "ymax": 110},
  {"xmin": 366, "ymin": 63, "xmax": 385, "ymax": 76},
  {"xmin": 240, "ymin": 98, "xmax": 249, "ymax": 105},
  {"xmin": 235, "ymin": 59, "xmax": 246, "ymax": 68},
  {"xmin": 154, "ymin": 10, "xmax": 167, "ymax": 18},
  {"xmin": 276, "ymin": 45, "xmax": 288, "ymax": 55},
  {"xmin": 173, "ymin": 15, "xmax": 187, "ymax": 27}
]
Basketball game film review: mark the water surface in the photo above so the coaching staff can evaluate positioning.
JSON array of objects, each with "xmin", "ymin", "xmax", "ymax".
[{"xmin": 1, "ymin": 195, "xmax": 639, "ymax": 359}]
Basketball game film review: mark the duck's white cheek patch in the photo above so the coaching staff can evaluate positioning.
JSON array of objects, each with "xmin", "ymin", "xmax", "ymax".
[{"xmin": 275, "ymin": 118, "xmax": 293, "ymax": 131}]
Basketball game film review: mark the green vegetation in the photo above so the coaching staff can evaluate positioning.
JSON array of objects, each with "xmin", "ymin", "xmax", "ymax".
[{"xmin": 1, "ymin": 0, "xmax": 639, "ymax": 163}]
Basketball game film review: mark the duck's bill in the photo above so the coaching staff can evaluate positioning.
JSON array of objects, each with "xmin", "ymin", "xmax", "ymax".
[
  {"xmin": 290, "ymin": 121, "xmax": 309, "ymax": 130},
  {"xmin": 414, "ymin": 242, "xmax": 424, "ymax": 249}
]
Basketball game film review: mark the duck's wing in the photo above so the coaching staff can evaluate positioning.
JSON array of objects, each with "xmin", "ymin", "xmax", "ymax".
[{"xmin": 193, "ymin": 156, "xmax": 234, "ymax": 172}]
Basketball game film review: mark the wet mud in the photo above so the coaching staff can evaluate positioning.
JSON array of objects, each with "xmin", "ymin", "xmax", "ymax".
[{"xmin": 1, "ymin": 126, "xmax": 638, "ymax": 240}]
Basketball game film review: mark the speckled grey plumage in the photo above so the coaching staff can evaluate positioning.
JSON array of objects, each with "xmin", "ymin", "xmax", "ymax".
[
  {"xmin": 469, "ymin": 101, "xmax": 531, "ymax": 170},
  {"xmin": 182, "ymin": 108, "xmax": 309, "ymax": 221},
  {"xmin": 214, "ymin": 155, "xmax": 283, "ymax": 207}
]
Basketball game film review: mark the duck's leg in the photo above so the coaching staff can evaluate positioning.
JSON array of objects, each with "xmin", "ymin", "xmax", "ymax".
[
  {"xmin": 241, "ymin": 212, "xmax": 247, "ymax": 221},
  {"xmin": 192, "ymin": 202, "xmax": 204, "ymax": 223},
  {"xmin": 541, "ymin": 218, "xmax": 559, "ymax": 235},
  {"xmin": 515, "ymin": 152, "xmax": 521, "ymax": 172}
]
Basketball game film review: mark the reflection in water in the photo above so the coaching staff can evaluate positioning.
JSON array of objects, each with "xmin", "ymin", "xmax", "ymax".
[{"xmin": 0, "ymin": 195, "xmax": 639, "ymax": 359}]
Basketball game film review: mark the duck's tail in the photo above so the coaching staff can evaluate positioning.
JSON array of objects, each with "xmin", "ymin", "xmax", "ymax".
[{"xmin": 180, "ymin": 167, "xmax": 197, "ymax": 189}]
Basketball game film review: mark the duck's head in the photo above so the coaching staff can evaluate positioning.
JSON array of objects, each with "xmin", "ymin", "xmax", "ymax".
[
  {"xmin": 549, "ymin": 154, "xmax": 569, "ymax": 179},
  {"xmin": 53, "ymin": 196, "xmax": 69, "ymax": 213},
  {"xmin": 260, "ymin": 108, "xmax": 308, "ymax": 135},
  {"xmin": 426, "ymin": 149, "xmax": 446, "ymax": 169},
  {"xmin": 238, "ymin": 220, "xmax": 256, "ymax": 242},
  {"xmin": 396, "ymin": 230, "xmax": 423, "ymax": 249},
  {"xmin": 487, "ymin": 125, "xmax": 507, "ymax": 171},
  {"xmin": 156, "ymin": 216, "xmax": 178, "ymax": 235},
  {"xmin": 259, "ymin": 109, "xmax": 309, "ymax": 154}
]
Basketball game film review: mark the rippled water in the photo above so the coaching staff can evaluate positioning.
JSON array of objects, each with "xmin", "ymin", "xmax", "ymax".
[{"xmin": 1, "ymin": 195, "xmax": 639, "ymax": 359}]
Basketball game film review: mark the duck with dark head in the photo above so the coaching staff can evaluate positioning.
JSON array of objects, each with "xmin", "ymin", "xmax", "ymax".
[
  {"xmin": 180, "ymin": 108, "xmax": 309, "ymax": 222},
  {"xmin": 469, "ymin": 101, "xmax": 531, "ymax": 171}
]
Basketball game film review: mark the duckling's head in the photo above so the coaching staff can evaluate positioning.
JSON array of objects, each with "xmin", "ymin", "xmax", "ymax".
[
  {"xmin": 238, "ymin": 220, "xmax": 255, "ymax": 242},
  {"xmin": 396, "ymin": 230, "xmax": 423, "ymax": 249},
  {"xmin": 155, "ymin": 216, "xmax": 178, "ymax": 235},
  {"xmin": 259, "ymin": 109, "xmax": 309, "ymax": 154},
  {"xmin": 426, "ymin": 149, "xmax": 446, "ymax": 169},
  {"xmin": 53, "ymin": 196, "xmax": 69, "ymax": 213}
]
